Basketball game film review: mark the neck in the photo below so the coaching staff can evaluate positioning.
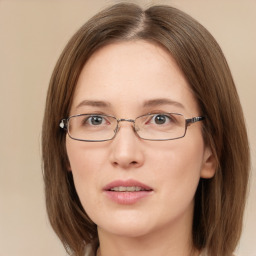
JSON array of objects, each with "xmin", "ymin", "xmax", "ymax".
[{"xmin": 97, "ymin": 214, "xmax": 199, "ymax": 256}]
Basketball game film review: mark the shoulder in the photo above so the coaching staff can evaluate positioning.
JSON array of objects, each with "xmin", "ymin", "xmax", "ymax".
[
  {"xmin": 84, "ymin": 243, "xmax": 95, "ymax": 256},
  {"xmin": 200, "ymin": 252, "xmax": 237, "ymax": 256}
]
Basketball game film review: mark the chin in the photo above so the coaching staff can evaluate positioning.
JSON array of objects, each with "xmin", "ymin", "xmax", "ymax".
[
  {"xmin": 99, "ymin": 223, "xmax": 151, "ymax": 238},
  {"xmin": 96, "ymin": 213, "xmax": 153, "ymax": 238}
]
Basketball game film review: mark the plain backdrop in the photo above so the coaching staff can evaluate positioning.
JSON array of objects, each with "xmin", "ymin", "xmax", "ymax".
[{"xmin": 0, "ymin": 0, "xmax": 255, "ymax": 255}]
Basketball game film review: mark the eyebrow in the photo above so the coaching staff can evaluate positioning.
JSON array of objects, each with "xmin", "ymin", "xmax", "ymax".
[
  {"xmin": 143, "ymin": 98, "xmax": 185, "ymax": 109},
  {"xmin": 75, "ymin": 98, "xmax": 185, "ymax": 110},
  {"xmin": 75, "ymin": 100, "xmax": 111, "ymax": 109}
]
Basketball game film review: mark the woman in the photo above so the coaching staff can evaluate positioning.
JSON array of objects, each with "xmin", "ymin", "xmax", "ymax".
[{"xmin": 42, "ymin": 3, "xmax": 250, "ymax": 256}]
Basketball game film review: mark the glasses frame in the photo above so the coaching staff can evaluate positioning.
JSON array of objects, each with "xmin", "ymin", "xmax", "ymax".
[{"xmin": 59, "ymin": 113, "xmax": 205, "ymax": 142}]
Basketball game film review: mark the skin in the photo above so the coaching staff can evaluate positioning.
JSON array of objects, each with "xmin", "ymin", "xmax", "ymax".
[{"xmin": 66, "ymin": 40, "xmax": 215, "ymax": 256}]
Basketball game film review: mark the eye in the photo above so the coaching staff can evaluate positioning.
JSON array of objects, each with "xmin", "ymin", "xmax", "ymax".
[
  {"xmin": 88, "ymin": 115, "xmax": 104, "ymax": 125},
  {"xmin": 153, "ymin": 114, "xmax": 169, "ymax": 124},
  {"xmin": 80, "ymin": 115, "xmax": 110, "ymax": 126},
  {"xmin": 150, "ymin": 114, "xmax": 173, "ymax": 125}
]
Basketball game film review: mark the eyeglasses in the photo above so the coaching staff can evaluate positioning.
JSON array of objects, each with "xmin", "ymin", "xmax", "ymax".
[{"xmin": 59, "ymin": 113, "xmax": 205, "ymax": 142}]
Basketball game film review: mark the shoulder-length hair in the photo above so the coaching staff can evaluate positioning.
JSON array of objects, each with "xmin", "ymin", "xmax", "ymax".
[{"xmin": 42, "ymin": 3, "xmax": 250, "ymax": 256}]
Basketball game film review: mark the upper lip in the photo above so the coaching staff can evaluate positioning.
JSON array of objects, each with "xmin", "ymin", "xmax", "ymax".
[{"xmin": 103, "ymin": 179, "xmax": 153, "ymax": 191}]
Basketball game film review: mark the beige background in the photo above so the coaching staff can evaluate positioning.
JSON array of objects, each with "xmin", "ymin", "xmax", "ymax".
[{"xmin": 0, "ymin": 0, "xmax": 255, "ymax": 255}]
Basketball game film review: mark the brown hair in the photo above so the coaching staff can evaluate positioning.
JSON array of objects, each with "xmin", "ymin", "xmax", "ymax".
[{"xmin": 42, "ymin": 3, "xmax": 250, "ymax": 256}]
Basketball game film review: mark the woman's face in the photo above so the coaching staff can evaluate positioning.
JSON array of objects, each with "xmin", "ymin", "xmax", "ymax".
[{"xmin": 66, "ymin": 41, "xmax": 215, "ymax": 239}]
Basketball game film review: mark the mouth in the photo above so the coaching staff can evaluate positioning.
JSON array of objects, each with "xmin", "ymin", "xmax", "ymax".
[
  {"xmin": 103, "ymin": 179, "xmax": 153, "ymax": 205},
  {"xmin": 103, "ymin": 179, "xmax": 153, "ymax": 192},
  {"xmin": 109, "ymin": 186, "xmax": 151, "ymax": 192}
]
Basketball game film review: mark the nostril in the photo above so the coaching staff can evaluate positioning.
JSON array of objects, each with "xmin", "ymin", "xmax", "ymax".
[
  {"xmin": 113, "ymin": 161, "xmax": 118, "ymax": 166},
  {"xmin": 112, "ymin": 160, "xmax": 139, "ymax": 168}
]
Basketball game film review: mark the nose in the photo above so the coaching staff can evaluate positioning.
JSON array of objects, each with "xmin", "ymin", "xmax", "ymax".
[{"xmin": 109, "ymin": 122, "xmax": 144, "ymax": 169}]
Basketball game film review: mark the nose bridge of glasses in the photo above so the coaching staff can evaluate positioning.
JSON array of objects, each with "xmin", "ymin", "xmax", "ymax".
[
  {"xmin": 115, "ymin": 118, "xmax": 136, "ymax": 132},
  {"xmin": 118, "ymin": 118, "xmax": 135, "ymax": 123}
]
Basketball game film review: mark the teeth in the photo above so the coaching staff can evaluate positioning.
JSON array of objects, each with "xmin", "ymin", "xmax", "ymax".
[{"xmin": 110, "ymin": 186, "xmax": 145, "ymax": 192}]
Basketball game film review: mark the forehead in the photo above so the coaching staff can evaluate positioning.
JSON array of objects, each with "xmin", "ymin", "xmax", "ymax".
[{"xmin": 71, "ymin": 40, "xmax": 199, "ymax": 116}]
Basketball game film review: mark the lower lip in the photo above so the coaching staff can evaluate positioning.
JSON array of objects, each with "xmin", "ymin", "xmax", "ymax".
[{"xmin": 104, "ymin": 191, "xmax": 152, "ymax": 205}]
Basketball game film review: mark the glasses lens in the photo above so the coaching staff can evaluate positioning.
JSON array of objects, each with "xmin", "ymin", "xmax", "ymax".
[
  {"xmin": 135, "ymin": 113, "xmax": 186, "ymax": 140},
  {"xmin": 68, "ymin": 114, "xmax": 117, "ymax": 141}
]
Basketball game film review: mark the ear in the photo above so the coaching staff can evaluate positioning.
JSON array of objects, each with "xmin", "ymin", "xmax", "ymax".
[
  {"xmin": 65, "ymin": 157, "xmax": 72, "ymax": 172},
  {"xmin": 65, "ymin": 149, "xmax": 72, "ymax": 172},
  {"xmin": 200, "ymin": 146, "xmax": 216, "ymax": 179}
]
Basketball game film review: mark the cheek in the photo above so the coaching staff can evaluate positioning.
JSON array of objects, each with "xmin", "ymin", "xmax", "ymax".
[
  {"xmin": 66, "ymin": 138, "xmax": 106, "ymax": 175},
  {"xmin": 66, "ymin": 143, "xmax": 108, "ymax": 221},
  {"xmin": 65, "ymin": 139, "xmax": 107, "ymax": 202},
  {"xmin": 151, "ymin": 135, "xmax": 204, "ymax": 172},
  {"xmin": 150, "ymin": 135, "xmax": 204, "ymax": 196}
]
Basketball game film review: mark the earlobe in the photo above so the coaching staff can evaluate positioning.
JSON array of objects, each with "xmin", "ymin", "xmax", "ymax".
[
  {"xmin": 65, "ymin": 153, "xmax": 72, "ymax": 172},
  {"xmin": 200, "ymin": 146, "xmax": 216, "ymax": 179},
  {"xmin": 66, "ymin": 158, "xmax": 72, "ymax": 172},
  {"xmin": 67, "ymin": 164, "xmax": 72, "ymax": 172}
]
